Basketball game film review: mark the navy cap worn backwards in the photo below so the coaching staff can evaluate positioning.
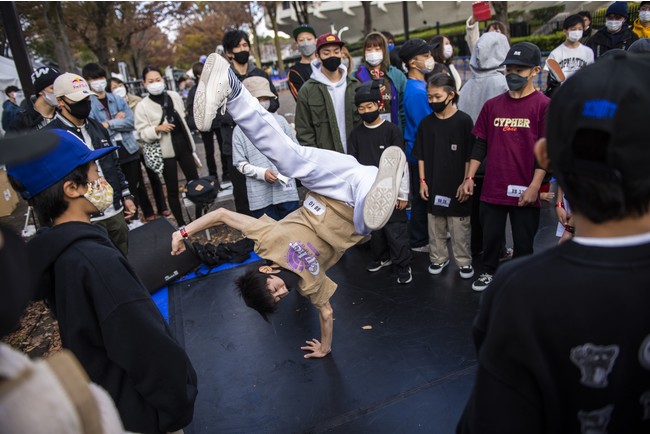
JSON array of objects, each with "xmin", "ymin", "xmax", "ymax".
[
  {"xmin": 7, "ymin": 129, "xmax": 118, "ymax": 199},
  {"xmin": 501, "ymin": 42, "xmax": 541, "ymax": 67},
  {"xmin": 293, "ymin": 24, "xmax": 317, "ymax": 40},
  {"xmin": 546, "ymin": 52, "xmax": 650, "ymax": 182},
  {"xmin": 399, "ymin": 38, "xmax": 438, "ymax": 64}
]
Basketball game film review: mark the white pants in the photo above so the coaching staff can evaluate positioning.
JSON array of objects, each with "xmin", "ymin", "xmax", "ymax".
[{"xmin": 226, "ymin": 88, "xmax": 377, "ymax": 234}]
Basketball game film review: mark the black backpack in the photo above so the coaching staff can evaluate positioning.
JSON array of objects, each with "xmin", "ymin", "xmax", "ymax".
[{"xmin": 185, "ymin": 176, "xmax": 219, "ymax": 205}]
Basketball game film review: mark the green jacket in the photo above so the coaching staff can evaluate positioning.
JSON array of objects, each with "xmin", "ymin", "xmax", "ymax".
[{"xmin": 295, "ymin": 74, "xmax": 361, "ymax": 152}]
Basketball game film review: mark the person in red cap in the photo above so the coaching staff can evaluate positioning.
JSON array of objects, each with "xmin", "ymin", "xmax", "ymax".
[{"xmin": 295, "ymin": 32, "xmax": 361, "ymax": 153}]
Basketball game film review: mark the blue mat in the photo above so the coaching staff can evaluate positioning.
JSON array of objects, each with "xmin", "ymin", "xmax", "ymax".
[{"xmin": 151, "ymin": 252, "xmax": 261, "ymax": 322}]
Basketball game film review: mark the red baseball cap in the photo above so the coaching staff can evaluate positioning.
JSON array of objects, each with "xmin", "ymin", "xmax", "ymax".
[{"xmin": 316, "ymin": 33, "xmax": 345, "ymax": 52}]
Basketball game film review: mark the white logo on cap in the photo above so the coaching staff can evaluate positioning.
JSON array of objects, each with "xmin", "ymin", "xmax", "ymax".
[{"xmin": 514, "ymin": 51, "xmax": 521, "ymax": 56}]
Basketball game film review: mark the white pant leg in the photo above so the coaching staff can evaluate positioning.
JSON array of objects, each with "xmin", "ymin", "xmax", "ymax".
[{"xmin": 226, "ymin": 88, "xmax": 376, "ymax": 234}]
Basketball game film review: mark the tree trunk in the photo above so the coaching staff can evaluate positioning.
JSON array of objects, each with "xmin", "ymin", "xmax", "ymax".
[
  {"xmin": 292, "ymin": 1, "xmax": 309, "ymax": 24},
  {"xmin": 492, "ymin": 1, "xmax": 509, "ymax": 35},
  {"xmin": 362, "ymin": 1, "xmax": 372, "ymax": 36},
  {"xmin": 44, "ymin": 2, "xmax": 75, "ymax": 72},
  {"xmin": 267, "ymin": 3, "xmax": 284, "ymax": 71}
]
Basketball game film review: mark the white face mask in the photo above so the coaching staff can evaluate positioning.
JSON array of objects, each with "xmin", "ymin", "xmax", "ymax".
[
  {"xmin": 605, "ymin": 19, "xmax": 623, "ymax": 32},
  {"xmin": 43, "ymin": 91, "xmax": 58, "ymax": 107},
  {"xmin": 112, "ymin": 86, "xmax": 127, "ymax": 98},
  {"xmin": 90, "ymin": 79, "xmax": 107, "ymax": 93},
  {"xmin": 365, "ymin": 51, "xmax": 383, "ymax": 66},
  {"xmin": 443, "ymin": 44, "xmax": 453, "ymax": 59},
  {"xmin": 146, "ymin": 81, "xmax": 165, "ymax": 96},
  {"xmin": 640, "ymin": 11, "xmax": 650, "ymax": 22},
  {"xmin": 567, "ymin": 30, "xmax": 583, "ymax": 42},
  {"xmin": 418, "ymin": 56, "xmax": 435, "ymax": 74},
  {"xmin": 259, "ymin": 100, "xmax": 271, "ymax": 110}
]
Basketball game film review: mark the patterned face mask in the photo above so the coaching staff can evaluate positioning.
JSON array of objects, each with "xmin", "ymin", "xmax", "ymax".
[{"xmin": 84, "ymin": 178, "xmax": 113, "ymax": 213}]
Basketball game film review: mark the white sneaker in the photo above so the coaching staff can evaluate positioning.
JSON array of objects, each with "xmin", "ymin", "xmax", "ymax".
[
  {"xmin": 363, "ymin": 146, "xmax": 406, "ymax": 231},
  {"xmin": 194, "ymin": 52, "xmax": 231, "ymax": 132}
]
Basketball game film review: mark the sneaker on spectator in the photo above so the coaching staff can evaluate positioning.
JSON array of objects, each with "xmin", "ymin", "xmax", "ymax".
[
  {"xmin": 472, "ymin": 273, "xmax": 493, "ymax": 291},
  {"xmin": 428, "ymin": 259, "xmax": 449, "ymax": 275},
  {"xmin": 459, "ymin": 265, "xmax": 475, "ymax": 279},
  {"xmin": 397, "ymin": 266, "xmax": 412, "ymax": 284},
  {"xmin": 411, "ymin": 245, "xmax": 429, "ymax": 253},
  {"xmin": 366, "ymin": 258, "xmax": 392, "ymax": 272},
  {"xmin": 499, "ymin": 247, "xmax": 514, "ymax": 262}
]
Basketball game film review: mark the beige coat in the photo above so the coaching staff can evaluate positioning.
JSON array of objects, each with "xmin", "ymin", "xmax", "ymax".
[{"xmin": 134, "ymin": 90, "xmax": 196, "ymax": 159}]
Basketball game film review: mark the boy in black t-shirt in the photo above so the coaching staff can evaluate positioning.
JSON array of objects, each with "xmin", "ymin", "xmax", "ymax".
[
  {"xmin": 412, "ymin": 73, "xmax": 475, "ymax": 279},
  {"xmin": 458, "ymin": 52, "xmax": 650, "ymax": 434},
  {"xmin": 348, "ymin": 81, "xmax": 412, "ymax": 284}
]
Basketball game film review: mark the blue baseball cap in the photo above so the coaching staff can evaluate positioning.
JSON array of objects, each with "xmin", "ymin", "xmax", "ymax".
[{"xmin": 7, "ymin": 129, "xmax": 118, "ymax": 199}]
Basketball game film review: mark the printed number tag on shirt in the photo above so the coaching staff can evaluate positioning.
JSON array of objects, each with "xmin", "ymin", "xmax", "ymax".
[
  {"xmin": 434, "ymin": 195, "xmax": 451, "ymax": 207},
  {"xmin": 506, "ymin": 185, "xmax": 527, "ymax": 198},
  {"xmin": 304, "ymin": 195, "xmax": 326, "ymax": 216},
  {"xmin": 282, "ymin": 179, "xmax": 295, "ymax": 192},
  {"xmin": 379, "ymin": 113, "xmax": 392, "ymax": 123}
]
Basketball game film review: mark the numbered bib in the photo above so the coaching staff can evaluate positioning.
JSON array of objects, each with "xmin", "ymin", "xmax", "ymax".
[
  {"xmin": 506, "ymin": 185, "xmax": 527, "ymax": 198},
  {"xmin": 304, "ymin": 195, "xmax": 326, "ymax": 216},
  {"xmin": 434, "ymin": 195, "xmax": 451, "ymax": 207},
  {"xmin": 379, "ymin": 113, "xmax": 392, "ymax": 123}
]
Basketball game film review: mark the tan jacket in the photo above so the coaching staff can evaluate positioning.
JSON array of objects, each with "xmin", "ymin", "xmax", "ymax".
[
  {"xmin": 242, "ymin": 192, "xmax": 363, "ymax": 306},
  {"xmin": 134, "ymin": 90, "xmax": 196, "ymax": 159}
]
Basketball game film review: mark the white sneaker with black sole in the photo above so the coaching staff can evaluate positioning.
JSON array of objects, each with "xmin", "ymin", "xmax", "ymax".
[
  {"xmin": 363, "ymin": 146, "xmax": 406, "ymax": 231},
  {"xmin": 459, "ymin": 265, "xmax": 474, "ymax": 279},
  {"xmin": 194, "ymin": 52, "xmax": 231, "ymax": 132},
  {"xmin": 472, "ymin": 273, "xmax": 492, "ymax": 291},
  {"xmin": 428, "ymin": 259, "xmax": 449, "ymax": 275}
]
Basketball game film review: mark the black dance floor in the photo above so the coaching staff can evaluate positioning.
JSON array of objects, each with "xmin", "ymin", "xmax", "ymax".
[{"xmin": 167, "ymin": 205, "xmax": 559, "ymax": 434}]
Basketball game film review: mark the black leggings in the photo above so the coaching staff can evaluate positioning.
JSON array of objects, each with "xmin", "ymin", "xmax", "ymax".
[
  {"xmin": 138, "ymin": 154, "xmax": 167, "ymax": 217},
  {"xmin": 163, "ymin": 149, "xmax": 198, "ymax": 226}
]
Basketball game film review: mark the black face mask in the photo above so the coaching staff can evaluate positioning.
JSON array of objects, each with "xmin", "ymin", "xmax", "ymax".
[
  {"xmin": 360, "ymin": 110, "xmax": 380, "ymax": 124},
  {"xmin": 505, "ymin": 73, "xmax": 530, "ymax": 92},
  {"xmin": 66, "ymin": 98, "xmax": 92, "ymax": 120},
  {"xmin": 429, "ymin": 98, "xmax": 451, "ymax": 114},
  {"xmin": 233, "ymin": 50, "xmax": 250, "ymax": 65},
  {"xmin": 322, "ymin": 56, "xmax": 342, "ymax": 72}
]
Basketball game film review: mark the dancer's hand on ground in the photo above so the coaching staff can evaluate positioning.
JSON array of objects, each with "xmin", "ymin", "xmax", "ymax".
[
  {"xmin": 155, "ymin": 123, "xmax": 175, "ymax": 133},
  {"xmin": 171, "ymin": 231, "xmax": 187, "ymax": 256},
  {"xmin": 462, "ymin": 178, "xmax": 474, "ymax": 196},
  {"xmin": 419, "ymin": 183, "xmax": 429, "ymax": 201},
  {"xmin": 301, "ymin": 339, "xmax": 331, "ymax": 359},
  {"xmin": 396, "ymin": 199, "xmax": 408, "ymax": 210},
  {"xmin": 123, "ymin": 198, "xmax": 136, "ymax": 219},
  {"xmin": 264, "ymin": 170, "xmax": 277, "ymax": 184}
]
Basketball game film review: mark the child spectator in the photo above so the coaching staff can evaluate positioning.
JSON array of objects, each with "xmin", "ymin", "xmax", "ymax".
[
  {"xmin": 288, "ymin": 24, "xmax": 318, "ymax": 100},
  {"xmin": 461, "ymin": 42, "xmax": 549, "ymax": 292},
  {"xmin": 7, "ymin": 129, "xmax": 198, "ymax": 434},
  {"xmin": 430, "ymin": 35, "xmax": 462, "ymax": 90},
  {"xmin": 458, "ymin": 50, "xmax": 650, "ymax": 434},
  {"xmin": 348, "ymin": 81, "xmax": 412, "ymax": 284},
  {"xmin": 633, "ymin": 1, "xmax": 650, "ymax": 38},
  {"xmin": 413, "ymin": 73, "xmax": 474, "ymax": 279},
  {"xmin": 586, "ymin": 1, "xmax": 638, "ymax": 58},
  {"xmin": 233, "ymin": 77, "xmax": 300, "ymax": 220}
]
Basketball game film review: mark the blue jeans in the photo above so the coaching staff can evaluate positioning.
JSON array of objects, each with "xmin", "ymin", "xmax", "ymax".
[{"xmin": 250, "ymin": 201, "xmax": 300, "ymax": 220}]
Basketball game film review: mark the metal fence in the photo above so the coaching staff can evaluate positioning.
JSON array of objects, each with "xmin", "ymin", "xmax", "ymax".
[{"xmin": 453, "ymin": 52, "xmax": 552, "ymax": 91}]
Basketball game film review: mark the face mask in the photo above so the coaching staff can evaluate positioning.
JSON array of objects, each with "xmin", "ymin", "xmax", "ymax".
[
  {"xmin": 567, "ymin": 30, "xmax": 583, "ymax": 42},
  {"xmin": 112, "ymin": 86, "xmax": 127, "ymax": 98},
  {"xmin": 506, "ymin": 73, "xmax": 530, "ymax": 91},
  {"xmin": 388, "ymin": 43, "xmax": 394, "ymax": 53},
  {"xmin": 298, "ymin": 41, "xmax": 316, "ymax": 57},
  {"xmin": 66, "ymin": 98, "xmax": 92, "ymax": 119},
  {"xmin": 365, "ymin": 51, "xmax": 383, "ymax": 66},
  {"xmin": 233, "ymin": 50, "xmax": 250, "ymax": 64},
  {"xmin": 605, "ymin": 20, "xmax": 623, "ymax": 32},
  {"xmin": 43, "ymin": 91, "xmax": 58, "ymax": 107},
  {"xmin": 146, "ymin": 81, "xmax": 165, "ymax": 96},
  {"xmin": 360, "ymin": 110, "xmax": 380, "ymax": 124},
  {"xmin": 429, "ymin": 97, "xmax": 451, "ymax": 113},
  {"xmin": 90, "ymin": 79, "xmax": 107, "ymax": 93},
  {"xmin": 640, "ymin": 11, "xmax": 650, "ymax": 22},
  {"xmin": 259, "ymin": 100, "xmax": 271, "ymax": 110},
  {"xmin": 84, "ymin": 177, "xmax": 114, "ymax": 213},
  {"xmin": 322, "ymin": 56, "xmax": 342, "ymax": 72},
  {"xmin": 443, "ymin": 44, "xmax": 454, "ymax": 59},
  {"xmin": 417, "ymin": 57, "xmax": 435, "ymax": 74}
]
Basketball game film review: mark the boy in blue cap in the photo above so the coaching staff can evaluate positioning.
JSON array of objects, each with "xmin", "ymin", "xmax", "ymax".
[{"xmin": 7, "ymin": 129, "xmax": 197, "ymax": 434}]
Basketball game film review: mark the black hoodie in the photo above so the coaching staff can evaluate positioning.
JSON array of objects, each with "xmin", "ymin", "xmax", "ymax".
[{"xmin": 29, "ymin": 222, "xmax": 197, "ymax": 434}]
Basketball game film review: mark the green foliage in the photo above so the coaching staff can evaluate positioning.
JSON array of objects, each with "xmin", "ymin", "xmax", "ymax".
[
  {"xmin": 531, "ymin": 5, "xmax": 565, "ymax": 24},
  {"xmin": 511, "ymin": 32, "xmax": 565, "ymax": 52}
]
